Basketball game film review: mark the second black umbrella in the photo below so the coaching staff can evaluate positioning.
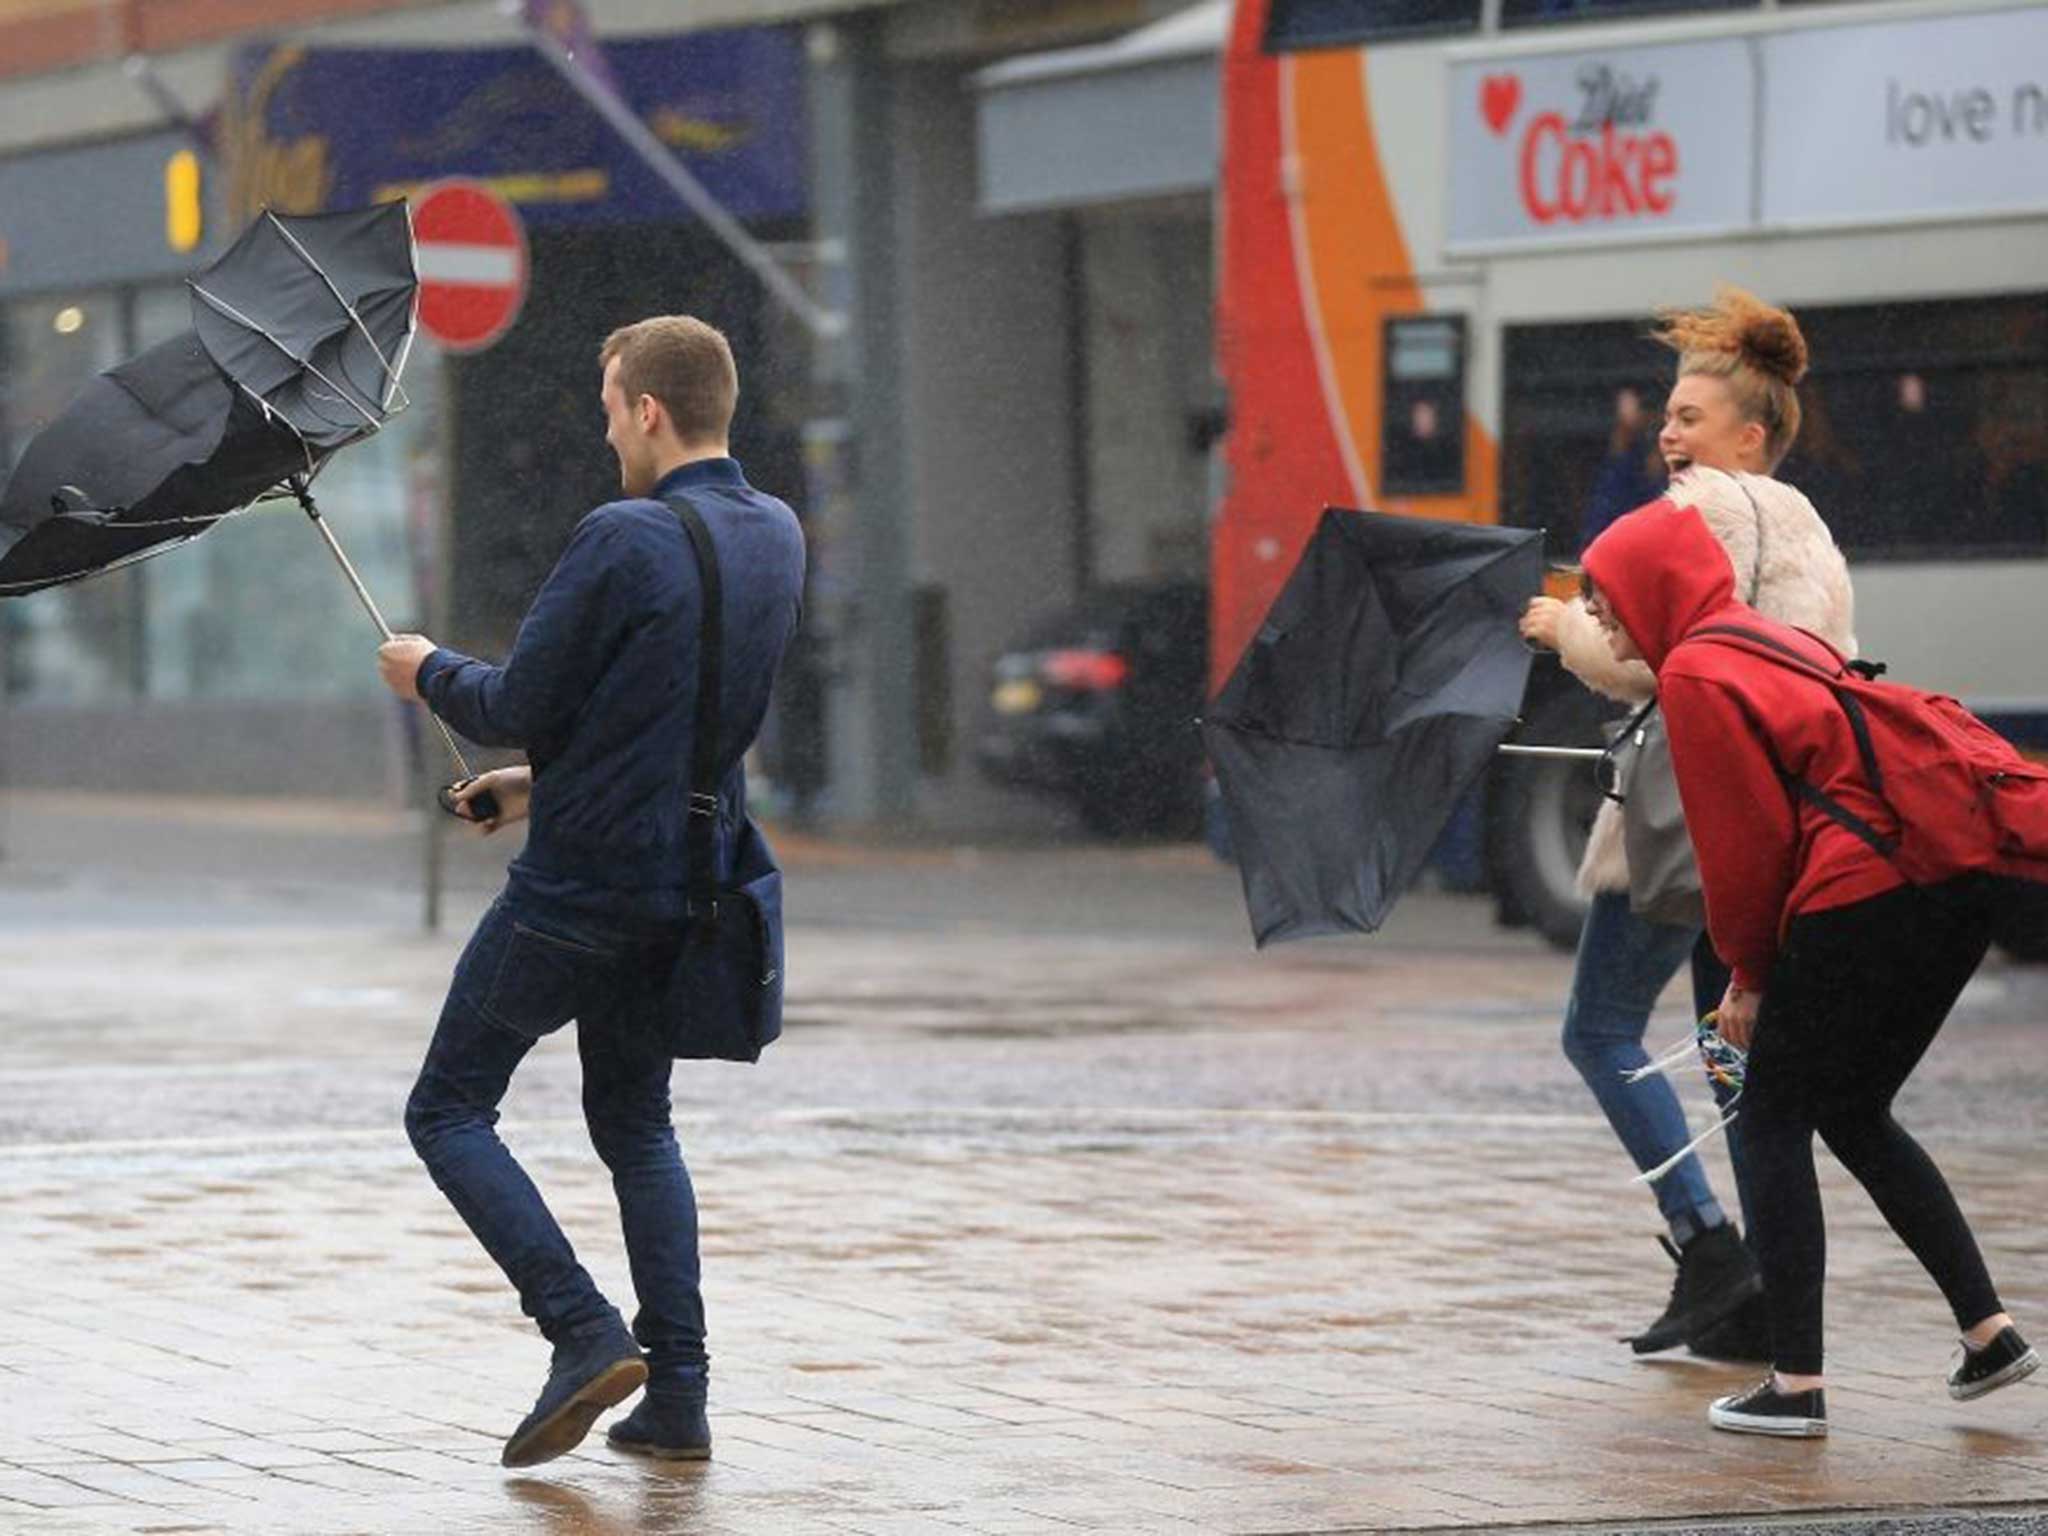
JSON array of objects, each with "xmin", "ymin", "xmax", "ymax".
[{"xmin": 1203, "ymin": 507, "xmax": 1545, "ymax": 947}]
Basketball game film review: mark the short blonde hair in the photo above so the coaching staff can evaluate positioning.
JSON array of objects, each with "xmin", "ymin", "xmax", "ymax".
[
  {"xmin": 1653, "ymin": 286, "xmax": 1809, "ymax": 470},
  {"xmin": 599, "ymin": 316, "xmax": 737, "ymax": 444}
]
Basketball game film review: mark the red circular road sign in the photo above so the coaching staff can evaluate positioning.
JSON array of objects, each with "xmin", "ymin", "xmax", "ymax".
[{"xmin": 412, "ymin": 179, "xmax": 529, "ymax": 354}]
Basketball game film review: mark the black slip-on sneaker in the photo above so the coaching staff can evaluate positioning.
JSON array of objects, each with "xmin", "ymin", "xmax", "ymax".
[
  {"xmin": 1950, "ymin": 1326, "xmax": 2040, "ymax": 1402},
  {"xmin": 1709, "ymin": 1377, "xmax": 1826, "ymax": 1438},
  {"xmin": 502, "ymin": 1326, "xmax": 648, "ymax": 1469}
]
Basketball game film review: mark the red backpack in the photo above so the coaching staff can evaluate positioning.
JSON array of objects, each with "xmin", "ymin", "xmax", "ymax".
[{"xmin": 1688, "ymin": 623, "xmax": 2048, "ymax": 888}]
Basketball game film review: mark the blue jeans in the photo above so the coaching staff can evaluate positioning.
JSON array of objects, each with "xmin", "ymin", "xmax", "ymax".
[
  {"xmin": 405, "ymin": 893, "xmax": 707, "ymax": 1393},
  {"xmin": 1561, "ymin": 891, "xmax": 1744, "ymax": 1243}
]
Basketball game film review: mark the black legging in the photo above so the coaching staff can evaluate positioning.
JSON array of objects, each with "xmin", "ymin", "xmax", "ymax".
[{"xmin": 1742, "ymin": 879, "xmax": 2005, "ymax": 1376}]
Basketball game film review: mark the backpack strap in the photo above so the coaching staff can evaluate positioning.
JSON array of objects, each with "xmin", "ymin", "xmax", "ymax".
[
  {"xmin": 1690, "ymin": 625, "xmax": 1884, "ymax": 793},
  {"xmin": 1686, "ymin": 624, "xmax": 1902, "ymax": 863},
  {"xmin": 663, "ymin": 494, "xmax": 726, "ymax": 922}
]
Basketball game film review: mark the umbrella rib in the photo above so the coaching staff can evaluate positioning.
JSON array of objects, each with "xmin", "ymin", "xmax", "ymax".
[
  {"xmin": 225, "ymin": 379, "xmax": 325, "ymax": 480},
  {"xmin": 49, "ymin": 509, "xmax": 237, "ymax": 532},
  {"xmin": 1206, "ymin": 723, "xmax": 1500, "ymax": 751},
  {"xmin": 188, "ymin": 281, "xmax": 385, "ymax": 436},
  {"xmin": 262, "ymin": 211, "xmax": 412, "ymax": 418},
  {"xmin": 0, "ymin": 531, "xmax": 212, "ymax": 595}
]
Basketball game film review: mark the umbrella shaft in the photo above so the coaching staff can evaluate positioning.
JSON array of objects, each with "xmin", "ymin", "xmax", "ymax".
[
  {"xmin": 304, "ymin": 500, "xmax": 393, "ymax": 640},
  {"xmin": 1497, "ymin": 745, "xmax": 1606, "ymax": 761},
  {"xmin": 298, "ymin": 488, "xmax": 475, "ymax": 781},
  {"xmin": 426, "ymin": 715, "xmax": 477, "ymax": 784}
]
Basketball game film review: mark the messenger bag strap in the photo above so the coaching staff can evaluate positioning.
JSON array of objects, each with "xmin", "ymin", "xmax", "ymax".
[{"xmin": 665, "ymin": 495, "xmax": 726, "ymax": 920}]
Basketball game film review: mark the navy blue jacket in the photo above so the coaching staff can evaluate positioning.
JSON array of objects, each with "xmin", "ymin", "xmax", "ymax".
[{"xmin": 417, "ymin": 458, "xmax": 805, "ymax": 925}]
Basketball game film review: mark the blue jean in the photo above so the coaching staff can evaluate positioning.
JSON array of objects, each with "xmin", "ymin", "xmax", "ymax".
[
  {"xmin": 405, "ymin": 893, "xmax": 708, "ymax": 1393},
  {"xmin": 1561, "ymin": 891, "xmax": 1745, "ymax": 1243}
]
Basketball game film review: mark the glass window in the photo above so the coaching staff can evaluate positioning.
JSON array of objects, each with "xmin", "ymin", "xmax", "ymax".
[
  {"xmin": 1381, "ymin": 315, "xmax": 1468, "ymax": 496},
  {"xmin": 1499, "ymin": 293, "xmax": 2048, "ymax": 562},
  {"xmin": 0, "ymin": 290, "xmax": 141, "ymax": 702},
  {"xmin": 1502, "ymin": 0, "xmax": 1756, "ymax": 27},
  {"xmin": 1264, "ymin": 0, "xmax": 1480, "ymax": 52},
  {"xmin": 1500, "ymin": 318, "xmax": 1666, "ymax": 561},
  {"xmin": 1780, "ymin": 296, "xmax": 2048, "ymax": 560}
]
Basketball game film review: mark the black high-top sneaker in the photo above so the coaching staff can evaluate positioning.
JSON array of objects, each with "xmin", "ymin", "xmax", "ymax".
[
  {"xmin": 1687, "ymin": 1290, "xmax": 1772, "ymax": 1363},
  {"xmin": 1709, "ymin": 1377, "xmax": 1827, "ymax": 1438},
  {"xmin": 1949, "ymin": 1326, "xmax": 2040, "ymax": 1401},
  {"xmin": 1628, "ymin": 1225, "xmax": 1761, "ymax": 1355}
]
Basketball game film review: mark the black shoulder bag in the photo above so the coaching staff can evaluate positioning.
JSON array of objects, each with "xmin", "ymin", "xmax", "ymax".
[{"xmin": 660, "ymin": 498, "xmax": 786, "ymax": 1063}]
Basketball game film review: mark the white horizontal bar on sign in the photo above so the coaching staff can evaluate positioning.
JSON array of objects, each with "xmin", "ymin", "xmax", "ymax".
[{"xmin": 415, "ymin": 241, "xmax": 521, "ymax": 287}]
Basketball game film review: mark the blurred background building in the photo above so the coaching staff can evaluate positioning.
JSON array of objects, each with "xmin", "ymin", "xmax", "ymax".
[
  {"xmin": 0, "ymin": 0, "xmax": 2042, "ymax": 882},
  {"xmin": 0, "ymin": 0, "xmax": 1216, "ymax": 832}
]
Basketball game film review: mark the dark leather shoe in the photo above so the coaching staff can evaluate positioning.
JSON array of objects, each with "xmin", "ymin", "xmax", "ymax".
[
  {"xmin": 502, "ymin": 1324, "xmax": 648, "ymax": 1468},
  {"xmin": 607, "ymin": 1393, "xmax": 712, "ymax": 1460}
]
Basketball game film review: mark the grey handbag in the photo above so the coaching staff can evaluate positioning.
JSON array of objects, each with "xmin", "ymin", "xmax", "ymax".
[
  {"xmin": 1609, "ymin": 477, "xmax": 1769, "ymax": 929},
  {"xmin": 1612, "ymin": 701, "xmax": 1705, "ymax": 928}
]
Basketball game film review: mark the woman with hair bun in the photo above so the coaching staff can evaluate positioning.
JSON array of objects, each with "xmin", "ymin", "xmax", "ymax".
[{"xmin": 1521, "ymin": 287, "xmax": 1856, "ymax": 1363}]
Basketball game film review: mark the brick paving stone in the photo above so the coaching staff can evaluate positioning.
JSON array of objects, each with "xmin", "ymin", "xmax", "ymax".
[{"xmin": 2, "ymin": 889, "xmax": 2046, "ymax": 1533}]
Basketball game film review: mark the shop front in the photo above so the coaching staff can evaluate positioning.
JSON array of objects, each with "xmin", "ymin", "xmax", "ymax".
[{"xmin": 0, "ymin": 22, "xmax": 812, "ymax": 799}]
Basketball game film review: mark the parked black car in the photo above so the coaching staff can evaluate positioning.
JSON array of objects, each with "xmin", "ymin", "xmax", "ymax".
[{"xmin": 974, "ymin": 583, "xmax": 1208, "ymax": 838}]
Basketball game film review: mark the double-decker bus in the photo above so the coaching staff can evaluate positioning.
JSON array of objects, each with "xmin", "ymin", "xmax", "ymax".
[{"xmin": 1213, "ymin": 0, "xmax": 2048, "ymax": 956}]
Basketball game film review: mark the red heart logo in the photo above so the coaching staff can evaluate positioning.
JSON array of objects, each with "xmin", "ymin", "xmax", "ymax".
[{"xmin": 1481, "ymin": 74, "xmax": 1521, "ymax": 136}]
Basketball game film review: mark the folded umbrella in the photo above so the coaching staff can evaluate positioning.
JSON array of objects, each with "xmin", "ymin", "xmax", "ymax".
[{"xmin": 1203, "ymin": 507, "xmax": 1545, "ymax": 946}]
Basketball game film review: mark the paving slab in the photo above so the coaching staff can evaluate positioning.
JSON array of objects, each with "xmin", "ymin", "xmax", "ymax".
[{"xmin": 0, "ymin": 797, "xmax": 2044, "ymax": 1533}]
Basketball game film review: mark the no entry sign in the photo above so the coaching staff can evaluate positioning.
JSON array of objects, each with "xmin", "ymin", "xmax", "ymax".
[{"xmin": 412, "ymin": 180, "xmax": 529, "ymax": 353}]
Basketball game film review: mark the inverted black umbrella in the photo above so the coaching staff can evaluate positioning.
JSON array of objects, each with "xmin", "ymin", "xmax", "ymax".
[
  {"xmin": 1203, "ymin": 507, "xmax": 1546, "ymax": 947},
  {"xmin": 0, "ymin": 202, "xmax": 488, "ymax": 806},
  {"xmin": 0, "ymin": 330, "xmax": 307, "ymax": 593},
  {"xmin": 189, "ymin": 203, "xmax": 417, "ymax": 448},
  {"xmin": 0, "ymin": 205, "xmax": 416, "ymax": 593}
]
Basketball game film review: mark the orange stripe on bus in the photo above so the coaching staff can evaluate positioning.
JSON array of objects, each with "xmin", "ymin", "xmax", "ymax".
[{"xmin": 1285, "ymin": 49, "xmax": 1500, "ymax": 527}]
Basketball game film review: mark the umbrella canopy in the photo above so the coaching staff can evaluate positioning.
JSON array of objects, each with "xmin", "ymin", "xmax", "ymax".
[
  {"xmin": 0, "ymin": 202, "xmax": 416, "ymax": 597},
  {"xmin": 0, "ymin": 332, "xmax": 311, "ymax": 595},
  {"xmin": 190, "ymin": 204, "xmax": 416, "ymax": 447},
  {"xmin": 1203, "ymin": 507, "xmax": 1545, "ymax": 947}
]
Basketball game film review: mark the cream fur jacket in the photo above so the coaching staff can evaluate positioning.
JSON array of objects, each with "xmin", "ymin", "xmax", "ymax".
[{"xmin": 1559, "ymin": 467, "xmax": 1858, "ymax": 897}]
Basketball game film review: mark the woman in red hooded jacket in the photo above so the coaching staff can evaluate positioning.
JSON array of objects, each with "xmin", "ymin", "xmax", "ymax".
[{"xmin": 1579, "ymin": 500, "xmax": 2035, "ymax": 1439}]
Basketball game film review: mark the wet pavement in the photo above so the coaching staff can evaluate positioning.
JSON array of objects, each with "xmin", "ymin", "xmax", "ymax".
[{"xmin": 2, "ymin": 791, "xmax": 2047, "ymax": 1534}]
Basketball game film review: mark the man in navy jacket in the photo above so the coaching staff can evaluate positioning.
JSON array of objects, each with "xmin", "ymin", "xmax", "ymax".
[{"xmin": 377, "ymin": 316, "xmax": 804, "ymax": 1467}]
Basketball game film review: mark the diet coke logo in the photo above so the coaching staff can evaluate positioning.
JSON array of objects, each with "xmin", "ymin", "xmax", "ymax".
[{"xmin": 1482, "ymin": 64, "xmax": 1681, "ymax": 226}]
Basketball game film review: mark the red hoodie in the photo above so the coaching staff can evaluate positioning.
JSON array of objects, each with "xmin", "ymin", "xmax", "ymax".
[{"xmin": 1582, "ymin": 501, "xmax": 1904, "ymax": 992}]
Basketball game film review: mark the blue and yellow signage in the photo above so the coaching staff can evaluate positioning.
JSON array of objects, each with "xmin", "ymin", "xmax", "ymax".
[{"xmin": 222, "ymin": 27, "xmax": 806, "ymax": 230}]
